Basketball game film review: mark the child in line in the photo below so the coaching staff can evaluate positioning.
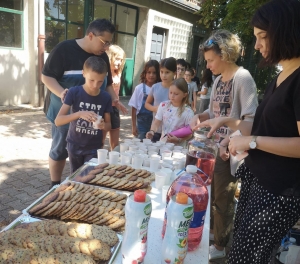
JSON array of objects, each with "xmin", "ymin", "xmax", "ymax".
[
  {"xmin": 176, "ymin": 58, "xmax": 187, "ymax": 79},
  {"xmin": 184, "ymin": 68, "xmax": 198, "ymax": 112},
  {"xmin": 128, "ymin": 60, "xmax": 160, "ymax": 140},
  {"xmin": 146, "ymin": 78, "xmax": 194, "ymax": 145},
  {"xmin": 103, "ymin": 45, "xmax": 126, "ymax": 150},
  {"xmin": 145, "ymin": 57, "xmax": 177, "ymax": 142},
  {"xmin": 197, "ymin": 68, "xmax": 213, "ymax": 113},
  {"xmin": 191, "ymin": 67, "xmax": 200, "ymax": 89},
  {"xmin": 55, "ymin": 56, "xmax": 112, "ymax": 173}
]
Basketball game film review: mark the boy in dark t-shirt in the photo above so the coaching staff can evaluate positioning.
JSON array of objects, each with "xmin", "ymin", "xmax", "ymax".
[{"xmin": 55, "ymin": 57, "xmax": 112, "ymax": 172}]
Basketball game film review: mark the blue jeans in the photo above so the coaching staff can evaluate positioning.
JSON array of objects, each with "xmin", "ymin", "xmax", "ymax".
[{"xmin": 137, "ymin": 114, "xmax": 153, "ymax": 140}]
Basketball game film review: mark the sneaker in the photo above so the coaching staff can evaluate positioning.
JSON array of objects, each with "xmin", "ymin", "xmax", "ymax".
[
  {"xmin": 209, "ymin": 245, "xmax": 226, "ymax": 260},
  {"xmin": 209, "ymin": 233, "xmax": 215, "ymax": 241}
]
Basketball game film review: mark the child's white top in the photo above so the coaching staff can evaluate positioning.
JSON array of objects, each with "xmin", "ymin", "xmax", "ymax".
[
  {"xmin": 200, "ymin": 82, "xmax": 212, "ymax": 100},
  {"xmin": 155, "ymin": 100, "xmax": 194, "ymax": 138},
  {"xmin": 128, "ymin": 83, "xmax": 151, "ymax": 114}
]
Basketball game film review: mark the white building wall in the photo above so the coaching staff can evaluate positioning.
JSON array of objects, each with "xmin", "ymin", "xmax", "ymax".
[
  {"xmin": 0, "ymin": 0, "xmax": 40, "ymax": 106},
  {"xmin": 145, "ymin": 9, "xmax": 193, "ymax": 62}
]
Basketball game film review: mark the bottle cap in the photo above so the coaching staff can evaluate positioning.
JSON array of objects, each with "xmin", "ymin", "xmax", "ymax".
[
  {"xmin": 186, "ymin": 165, "xmax": 197, "ymax": 173},
  {"xmin": 176, "ymin": 192, "xmax": 188, "ymax": 204},
  {"xmin": 134, "ymin": 189, "xmax": 146, "ymax": 202}
]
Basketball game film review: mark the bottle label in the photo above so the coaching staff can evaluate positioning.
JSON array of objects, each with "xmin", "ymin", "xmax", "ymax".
[{"xmin": 190, "ymin": 210, "xmax": 206, "ymax": 228}]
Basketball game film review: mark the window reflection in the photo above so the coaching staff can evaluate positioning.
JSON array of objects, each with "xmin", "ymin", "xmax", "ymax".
[{"xmin": 0, "ymin": 11, "xmax": 22, "ymax": 48}]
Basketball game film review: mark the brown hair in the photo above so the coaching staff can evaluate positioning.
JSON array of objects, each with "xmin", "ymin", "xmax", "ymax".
[
  {"xmin": 83, "ymin": 56, "xmax": 107, "ymax": 74},
  {"xmin": 170, "ymin": 78, "xmax": 190, "ymax": 117},
  {"xmin": 139, "ymin": 60, "xmax": 161, "ymax": 83}
]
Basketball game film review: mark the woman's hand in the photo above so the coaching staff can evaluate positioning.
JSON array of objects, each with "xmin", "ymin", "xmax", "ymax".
[
  {"xmin": 190, "ymin": 114, "xmax": 201, "ymax": 131},
  {"xmin": 79, "ymin": 111, "xmax": 98, "ymax": 122},
  {"xmin": 219, "ymin": 145, "xmax": 230, "ymax": 161},
  {"xmin": 167, "ymin": 134, "xmax": 179, "ymax": 144},
  {"xmin": 228, "ymin": 136, "xmax": 251, "ymax": 156},
  {"xmin": 194, "ymin": 117, "xmax": 228, "ymax": 138},
  {"xmin": 146, "ymin": 131, "xmax": 154, "ymax": 140}
]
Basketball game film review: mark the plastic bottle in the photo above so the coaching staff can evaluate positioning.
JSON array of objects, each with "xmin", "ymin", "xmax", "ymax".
[
  {"xmin": 161, "ymin": 193, "xmax": 194, "ymax": 264},
  {"xmin": 161, "ymin": 165, "xmax": 208, "ymax": 251},
  {"xmin": 278, "ymin": 237, "xmax": 297, "ymax": 263},
  {"xmin": 121, "ymin": 190, "xmax": 152, "ymax": 264}
]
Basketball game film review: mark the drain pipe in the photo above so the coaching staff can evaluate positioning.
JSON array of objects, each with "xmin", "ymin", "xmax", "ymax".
[{"xmin": 37, "ymin": 0, "xmax": 45, "ymax": 107}]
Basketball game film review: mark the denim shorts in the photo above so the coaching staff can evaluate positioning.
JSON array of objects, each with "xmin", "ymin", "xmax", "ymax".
[
  {"xmin": 137, "ymin": 114, "xmax": 153, "ymax": 140},
  {"xmin": 49, "ymin": 123, "xmax": 69, "ymax": 161},
  {"xmin": 110, "ymin": 106, "xmax": 120, "ymax": 129}
]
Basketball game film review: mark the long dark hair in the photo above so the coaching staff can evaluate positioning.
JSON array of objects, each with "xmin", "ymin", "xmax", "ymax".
[
  {"xmin": 139, "ymin": 60, "xmax": 161, "ymax": 83},
  {"xmin": 201, "ymin": 68, "xmax": 213, "ymax": 88},
  {"xmin": 160, "ymin": 57, "xmax": 177, "ymax": 72}
]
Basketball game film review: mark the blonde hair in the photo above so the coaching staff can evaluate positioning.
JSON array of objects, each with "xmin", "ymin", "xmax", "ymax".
[
  {"xmin": 107, "ymin": 45, "xmax": 126, "ymax": 75},
  {"xmin": 200, "ymin": 29, "xmax": 241, "ymax": 63}
]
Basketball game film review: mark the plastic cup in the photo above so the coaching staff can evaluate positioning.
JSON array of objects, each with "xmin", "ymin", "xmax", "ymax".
[
  {"xmin": 166, "ymin": 143, "xmax": 175, "ymax": 150},
  {"xmin": 132, "ymin": 154, "xmax": 144, "ymax": 169},
  {"xmin": 109, "ymin": 151, "xmax": 119, "ymax": 164},
  {"xmin": 173, "ymin": 146, "xmax": 183, "ymax": 151},
  {"xmin": 120, "ymin": 152, "xmax": 132, "ymax": 165},
  {"xmin": 161, "ymin": 150, "xmax": 172, "ymax": 159},
  {"xmin": 160, "ymin": 168, "xmax": 172, "ymax": 185},
  {"xmin": 128, "ymin": 145, "xmax": 138, "ymax": 151},
  {"xmin": 143, "ymin": 157, "xmax": 150, "ymax": 167},
  {"xmin": 120, "ymin": 143, "xmax": 129, "ymax": 153},
  {"xmin": 155, "ymin": 170, "xmax": 167, "ymax": 189},
  {"xmin": 143, "ymin": 138, "xmax": 152, "ymax": 143},
  {"xmin": 162, "ymin": 185, "xmax": 170, "ymax": 203},
  {"xmin": 132, "ymin": 138, "xmax": 141, "ymax": 143},
  {"xmin": 181, "ymin": 148, "xmax": 188, "ymax": 155},
  {"xmin": 148, "ymin": 146, "xmax": 157, "ymax": 152},
  {"xmin": 124, "ymin": 139, "xmax": 133, "ymax": 144},
  {"xmin": 150, "ymin": 156, "xmax": 161, "ymax": 172},
  {"xmin": 148, "ymin": 151, "xmax": 158, "ymax": 157},
  {"xmin": 93, "ymin": 115, "xmax": 102, "ymax": 129},
  {"xmin": 97, "ymin": 149, "xmax": 108, "ymax": 164}
]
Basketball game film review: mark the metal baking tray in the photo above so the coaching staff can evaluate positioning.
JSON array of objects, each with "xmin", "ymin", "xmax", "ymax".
[
  {"xmin": 1, "ymin": 214, "xmax": 122, "ymax": 264},
  {"xmin": 22, "ymin": 181, "xmax": 129, "ymax": 217}
]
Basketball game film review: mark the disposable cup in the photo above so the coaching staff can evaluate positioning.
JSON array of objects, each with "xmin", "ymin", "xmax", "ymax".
[
  {"xmin": 97, "ymin": 149, "xmax": 108, "ymax": 164},
  {"xmin": 148, "ymin": 151, "xmax": 158, "ymax": 157},
  {"xmin": 109, "ymin": 151, "xmax": 119, "ymax": 164},
  {"xmin": 150, "ymin": 156, "xmax": 161, "ymax": 172},
  {"xmin": 158, "ymin": 140, "xmax": 166, "ymax": 145},
  {"xmin": 120, "ymin": 143, "xmax": 129, "ymax": 153},
  {"xmin": 128, "ymin": 145, "xmax": 138, "ymax": 151},
  {"xmin": 132, "ymin": 154, "xmax": 144, "ymax": 169},
  {"xmin": 155, "ymin": 170, "xmax": 167, "ymax": 189},
  {"xmin": 162, "ymin": 157, "xmax": 173, "ymax": 165},
  {"xmin": 143, "ymin": 138, "xmax": 152, "ymax": 144},
  {"xmin": 120, "ymin": 152, "xmax": 132, "ymax": 165},
  {"xmin": 161, "ymin": 150, "xmax": 172, "ymax": 159},
  {"xmin": 143, "ymin": 157, "xmax": 150, "ymax": 167},
  {"xmin": 93, "ymin": 115, "xmax": 102, "ymax": 129},
  {"xmin": 172, "ymin": 152, "xmax": 185, "ymax": 159},
  {"xmin": 162, "ymin": 185, "xmax": 170, "ymax": 203},
  {"xmin": 166, "ymin": 143, "xmax": 175, "ymax": 150},
  {"xmin": 181, "ymin": 148, "xmax": 188, "ymax": 155},
  {"xmin": 173, "ymin": 146, "xmax": 183, "ymax": 151},
  {"xmin": 148, "ymin": 146, "xmax": 157, "ymax": 152},
  {"xmin": 160, "ymin": 168, "xmax": 172, "ymax": 185},
  {"xmin": 132, "ymin": 138, "xmax": 141, "ymax": 143},
  {"xmin": 124, "ymin": 139, "xmax": 133, "ymax": 144}
]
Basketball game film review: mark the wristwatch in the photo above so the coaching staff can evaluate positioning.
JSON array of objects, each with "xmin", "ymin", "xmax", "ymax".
[{"xmin": 249, "ymin": 136, "xmax": 258, "ymax": 149}]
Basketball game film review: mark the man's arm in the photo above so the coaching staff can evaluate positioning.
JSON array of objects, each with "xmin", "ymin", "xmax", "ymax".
[{"xmin": 41, "ymin": 74, "xmax": 67, "ymax": 101}]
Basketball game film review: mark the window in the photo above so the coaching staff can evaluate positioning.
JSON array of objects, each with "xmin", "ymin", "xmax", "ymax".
[
  {"xmin": 45, "ymin": 0, "xmax": 85, "ymax": 52},
  {"xmin": 0, "ymin": 0, "xmax": 23, "ymax": 48}
]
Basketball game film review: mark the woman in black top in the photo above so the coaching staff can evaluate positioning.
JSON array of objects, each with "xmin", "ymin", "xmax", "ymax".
[{"xmin": 192, "ymin": 0, "xmax": 300, "ymax": 262}]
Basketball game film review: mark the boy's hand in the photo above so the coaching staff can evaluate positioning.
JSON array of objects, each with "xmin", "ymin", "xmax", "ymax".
[
  {"xmin": 95, "ymin": 118, "xmax": 105, "ymax": 130},
  {"xmin": 132, "ymin": 126, "xmax": 138, "ymax": 137},
  {"xmin": 79, "ymin": 111, "xmax": 98, "ymax": 122}
]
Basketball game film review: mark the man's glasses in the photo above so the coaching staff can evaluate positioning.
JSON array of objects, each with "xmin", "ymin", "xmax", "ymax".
[
  {"xmin": 95, "ymin": 35, "xmax": 112, "ymax": 47},
  {"xmin": 205, "ymin": 39, "xmax": 218, "ymax": 47}
]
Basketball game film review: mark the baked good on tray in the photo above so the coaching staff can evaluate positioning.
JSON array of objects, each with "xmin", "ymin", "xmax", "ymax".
[
  {"xmin": 73, "ymin": 163, "xmax": 154, "ymax": 192},
  {"xmin": 0, "ymin": 220, "xmax": 119, "ymax": 263},
  {"xmin": 28, "ymin": 182, "xmax": 126, "ymax": 230}
]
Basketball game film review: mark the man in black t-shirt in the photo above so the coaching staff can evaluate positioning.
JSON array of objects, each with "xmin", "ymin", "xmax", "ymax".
[{"xmin": 42, "ymin": 19, "xmax": 128, "ymax": 188}]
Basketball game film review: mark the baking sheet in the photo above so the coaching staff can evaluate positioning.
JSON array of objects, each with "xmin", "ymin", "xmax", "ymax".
[{"xmin": 1, "ymin": 214, "xmax": 122, "ymax": 264}]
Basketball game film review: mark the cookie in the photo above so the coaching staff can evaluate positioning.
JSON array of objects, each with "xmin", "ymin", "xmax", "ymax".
[
  {"xmin": 111, "ymin": 193, "xmax": 127, "ymax": 202},
  {"xmin": 87, "ymin": 239, "xmax": 111, "ymax": 260},
  {"xmin": 28, "ymin": 201, "xmax": 50, "ymax": 214},
  {"xmin": 95, "ymin": 162, "xmax": 109, "ymax": 169},
  {"xmin": 110, "ymin": 179, "xmax": 127, "ymax": 189},
  {"xmin": 54, "ymin": 182, "xmax": 71, "ymax": 193},
  {"xmin": 107, "ymin": 218, "xmax": 126, "ymax": 230}
]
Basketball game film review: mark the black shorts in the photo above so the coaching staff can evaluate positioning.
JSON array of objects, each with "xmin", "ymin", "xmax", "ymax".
[{"xmin": 110, "ymin": 106, "xmax": 120, "ymax": 129}]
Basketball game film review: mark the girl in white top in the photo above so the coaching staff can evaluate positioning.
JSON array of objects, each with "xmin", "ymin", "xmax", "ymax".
[{"xmin": 146, "ymin": 78, "xmax": 194, "ymax": 145}]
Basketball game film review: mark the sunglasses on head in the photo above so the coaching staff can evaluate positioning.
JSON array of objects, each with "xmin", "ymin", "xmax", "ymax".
[{"xmin": 205, "ymin": 39, "xmax": 218, "ymax": 47}]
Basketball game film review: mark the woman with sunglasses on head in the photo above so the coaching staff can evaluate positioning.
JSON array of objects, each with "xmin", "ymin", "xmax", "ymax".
[
  {"xmin": 193, "ymin": 0, "xmax": 300, "ymax": 262},
  {"xmin": 190, "ymin": 29, "xmax": 258, "ymax": 260}
]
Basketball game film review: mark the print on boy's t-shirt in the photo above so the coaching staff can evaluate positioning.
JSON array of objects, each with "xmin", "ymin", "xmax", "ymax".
[{"xmin": 212, "ymin": 79, "xmax": 233, "ymax": 138}]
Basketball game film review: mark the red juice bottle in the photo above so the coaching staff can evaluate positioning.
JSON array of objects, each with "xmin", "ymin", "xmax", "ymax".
[{"xmin": 161, "ymin": 165, "xmax": 208, "ymax": 251}]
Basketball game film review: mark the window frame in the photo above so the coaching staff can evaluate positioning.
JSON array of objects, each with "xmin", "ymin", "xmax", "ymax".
[{"xmin": 0, "ymin": 6, "xmax": 24, "ymax": 50}]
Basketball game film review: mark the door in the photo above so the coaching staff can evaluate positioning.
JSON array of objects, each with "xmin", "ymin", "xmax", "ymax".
[
  {"xmin": 150, "ymin": 27, "xmax": 166, "ymax": 62},
  {"xmin": 93, "ymin": 0, "xmax": 138, "ymax": 96},
  {"xmin": 190, "ymin": 35, "xmax": 203, "ymax": 75}
]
